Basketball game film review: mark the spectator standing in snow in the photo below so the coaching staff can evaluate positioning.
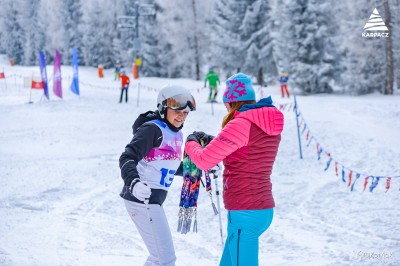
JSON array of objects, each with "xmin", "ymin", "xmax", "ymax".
[
  {"xmin": 119, "ymin": 69, "xmax": 130, "ymax": 103},
  {"xmin": 119, "ymin": 85, "xmax": 196, "ymax": 266},
  {"xmin": 279, "ymin": 71, "xmax": 290, "ymax": 98},
  {"xmin": 185, "ymin": 73, "xmax": 284, "ymax": 266},
  {"xmin": 204, "ymin": 66, "xmax": 221, "ymax": 102},
  {"xmin": 114, "ymin": 62, "xmax": 121, "ymax": 81}
]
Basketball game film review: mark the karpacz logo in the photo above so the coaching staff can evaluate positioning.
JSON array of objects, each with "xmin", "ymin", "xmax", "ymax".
[
  {"xmin": 362, "ymin": 32, "xmax": 389, "ymax": 38},
  {"xmin": 362, "ymin": 8, "xmax": 389, "ymax": 38}
]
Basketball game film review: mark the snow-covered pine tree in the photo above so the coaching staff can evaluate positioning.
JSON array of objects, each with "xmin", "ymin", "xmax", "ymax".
[
  {"xmin": 119, "ymin": 0, "xmax": 137, "ymax": 69},
  {"xmin": 59, "ymin": 0, "xmax": 83, "ymax": 65},
  {"xmin": 40, "ymin": 0, "xmax": 69, "ymax": 63},
  {"xmin": 155, "ymin": 0, "xmax": 211, "ymax": 79},
  {"xmin": 211, "ymin": 0, "xmax": 247, "ymax": 77},
  {"xmin": 390, "ymin": 0, "xmax": 400, "ymax": 91},
  {"xmin": 339, "ymin": 1, "xmax": 386, "ymax": 94},
  {"xmin": 81, "ymin": 0, "xmax": 114, "ymax": 67},
  {"xmin": 139, "ymin": 5, "xmax": 162, "ymax": 77},
  {"xmin": 99, "ymin": 1, "xmax": 122, "ymax": 69},
  {"xmin": 0, "ymin": 0, "xmax": 24, "ymax": 64},
  {"xmin": 274, "ymin": 0, "xmax": 339, "ymax": 94},
  {"xmin": 239, "ymin": 0, "xmax": 276, "ymax": 84},
  {"xmin": 17, "ymin": 0, "xmax": 44, "ymax": 65}
]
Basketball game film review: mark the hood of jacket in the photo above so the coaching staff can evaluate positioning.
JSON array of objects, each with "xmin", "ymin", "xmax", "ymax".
[{"xmin": 234, "ymin": 96, "xmax": 284, "ymax": 136}]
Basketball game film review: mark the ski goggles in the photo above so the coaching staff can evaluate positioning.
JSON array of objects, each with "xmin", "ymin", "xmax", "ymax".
[{"xmin": 162, "ymin": 93, "xmax": 196, "ymax": 111}]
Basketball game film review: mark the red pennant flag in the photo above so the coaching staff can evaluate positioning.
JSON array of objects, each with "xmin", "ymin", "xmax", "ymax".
[
  {"xmin": 335, "ymin": 161, "xmax": 338, "ymax": 176},
  {"xmin": 363, "ymin": 176, "xmax": 370, "ymax": 192},
  {"xmin": 0, "ymin": 72, "xmax": 5, "ymax": 79},
  {"xmin": 31, "ymin": 80, "xmax": 44, "ymax": 89},
  {"xmin": 347, "ymin": 171, "xmax": 353, "ymax": 187},
  {"xmin": 385, "ymin": 177, "xmax": 392, "ymax": 192}
]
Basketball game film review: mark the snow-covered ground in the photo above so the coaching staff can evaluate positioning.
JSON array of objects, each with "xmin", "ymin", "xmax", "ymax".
[{"xmin": 0, "ymin": 65, "xmax": 399, "ymax": 266}]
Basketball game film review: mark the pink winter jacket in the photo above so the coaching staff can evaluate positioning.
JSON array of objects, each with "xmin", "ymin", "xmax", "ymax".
[{"xmin": 185, "ymin": 106, "xmax": 284, "ymax": 210}]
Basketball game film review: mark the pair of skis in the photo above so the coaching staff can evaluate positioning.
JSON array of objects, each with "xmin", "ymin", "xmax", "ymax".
[
  {"xmin": 177, "ymin": 156, "xmax": 218, "ymax": 234},
  {"xmin": 177, "ymin": 148, "xmax": 225, "ymax": 247}
]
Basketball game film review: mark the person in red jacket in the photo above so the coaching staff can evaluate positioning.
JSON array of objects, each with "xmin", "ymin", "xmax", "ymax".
[
  {"xmin": 185, "ymin": 73, "xmax": 284, "ymax": 266},
  {"xmin": 119, "ymin": 69, "xmax": 130, "ymax": 103}
]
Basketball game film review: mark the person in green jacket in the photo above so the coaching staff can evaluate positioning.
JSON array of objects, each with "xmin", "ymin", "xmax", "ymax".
[{"xmin": 204, "ymin": 66, "xmax": 220, "ymax": 102}]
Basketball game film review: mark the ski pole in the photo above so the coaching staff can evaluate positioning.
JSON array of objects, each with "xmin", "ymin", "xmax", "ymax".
[
  {"xmin": 213, "ymin": 172, "xmax": 224, "ymax": 249},
  {"xmin": 144, "ymin": 199, "xmax": 162, "ymax": 266}
]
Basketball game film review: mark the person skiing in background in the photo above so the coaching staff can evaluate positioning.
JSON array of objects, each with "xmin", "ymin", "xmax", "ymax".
[
  {"xmin": 279, "ymin": 71, "xmax": 290, "ymax": 98},
  {"xmin": 114, "ymin": 61, "xmax": 121, "ymax": 81},
  {"xmin": 119, "ymin": 69, "xmax": 130, "ymax": 103},
  {"xmin": 204, "ymin": 66, "xmax": 220, "ymax": 102},
  {"xmin": 184, "ymin": 73, "xmax": 284, "ymax": 266},
  {"xmin": 119, "ymin": 86, "xmax": 196, "ymax": 266}
]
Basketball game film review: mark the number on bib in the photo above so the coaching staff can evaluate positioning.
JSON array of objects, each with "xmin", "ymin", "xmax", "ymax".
[{"xmin": 160, "ymin": 168, "xmax": 176, "ymax": 187}]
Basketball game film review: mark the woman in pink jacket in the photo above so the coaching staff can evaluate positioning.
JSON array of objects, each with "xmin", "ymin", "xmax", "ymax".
[{"xmin": 185, "ymin": 73, "xmax": 284, "ymax": 266}]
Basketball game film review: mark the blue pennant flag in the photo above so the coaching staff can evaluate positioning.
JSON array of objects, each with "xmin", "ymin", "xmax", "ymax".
[
  {"xmin": 350, "ymin": 173, "xmax": 361, "ymax": 192},
  {"xmin": 301, "ymin": 123, "xmax": 307, "ymax": 135},
  {"xmin": 324, "ymin": 157, "xmax": 332, "ymax": 171},
  {"xmin": 317, "ymin": 147, "xmax": 323, "ymax": 160},
  {"xmin": 341, "ymin": 167, "xmax": 346, "ymax": 183},
  {"xmin": 39, "ymin": 51, "xmax": 49, "ymax": 99},
  {"xmin": 70, "ymin": 48, "xmax": 80, "ymax": 95},
  {"xmin": 307, "ymin": 136, "xmax": 313, "ymax": 147},
  {"xmin": 369, "ymin": 176, "xmax": 380, "ymax": 192}
]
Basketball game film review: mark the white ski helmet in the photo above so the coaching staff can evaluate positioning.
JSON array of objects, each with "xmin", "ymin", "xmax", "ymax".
[{"xmin": 157, "ymin": 85, "xmax": 196, "ymax": 118}]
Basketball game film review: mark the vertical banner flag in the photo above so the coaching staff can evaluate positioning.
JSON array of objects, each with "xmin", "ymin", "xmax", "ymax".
[
  {"xmin": 70, "ymin": 48, "xmax": 79, "ymax": 95},
  {"xmin": 53, "ymin": 50, "xmax": 63, "ymax": 98},
  {"xmin": 39, "ymin": 51, "xmax": 49, "ymax": 99}
]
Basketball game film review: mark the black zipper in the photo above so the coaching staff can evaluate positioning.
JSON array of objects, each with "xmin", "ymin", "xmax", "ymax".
[{"xmin": 237, "ymin": 229, "xmax": 241, "ymax": 265}]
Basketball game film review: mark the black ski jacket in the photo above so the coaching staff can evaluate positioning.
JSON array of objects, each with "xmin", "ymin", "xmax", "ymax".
[{"xmin": 119, "ymin": 111, "xmax": 182, "ymax": 205}]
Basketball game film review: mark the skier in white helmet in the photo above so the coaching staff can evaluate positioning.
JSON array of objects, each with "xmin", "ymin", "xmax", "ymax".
[{"xmin": 119, "ymin": 85, "xmax": 196, "ymax": 266}]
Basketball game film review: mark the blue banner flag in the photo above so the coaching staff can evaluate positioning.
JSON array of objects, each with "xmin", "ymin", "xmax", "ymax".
[
  {"xmin": 70, "ymin": 48, "xmax": 79, "ymax": 95},
  {"xmin": 39, "ymin": 51, "xmax": 49, "ymax": 99}
]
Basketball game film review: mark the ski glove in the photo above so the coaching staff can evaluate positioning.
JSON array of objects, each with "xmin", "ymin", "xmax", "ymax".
[
  {"xmin": 129, "ymin": 178, "xmax": 152, "ymax": 201},
  {"xmin": 186, "ymin": 131, "xmax": 214, "ymax": 146}
]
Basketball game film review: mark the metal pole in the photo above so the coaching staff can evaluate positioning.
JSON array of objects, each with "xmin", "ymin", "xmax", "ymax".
[
  {"xmin": 137, "ymin": 82, "xmax": 140, "ymax": 107},
  {"xmin": 294, "ymin": 95, "xmax": 303, "ymax": 159},
  {"xmin": 213, "ymin": 172, "xmax": 224, "ymax": 249},
  {"xmin": 135, "ymin": 2, "xmax": 139, "ymax": 39},
  {"xmin": 211, "ymin": 99, "xmax": 214, "ymax": 116},
  {"xmin": 134, "ymin": 2, "xmax": 140, "ymax": 78}
]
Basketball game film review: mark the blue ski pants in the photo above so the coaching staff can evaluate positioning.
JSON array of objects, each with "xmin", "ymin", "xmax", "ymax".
[{"xmin": 219, "ymin": 208, "xmax": 274, "ymax": 266}]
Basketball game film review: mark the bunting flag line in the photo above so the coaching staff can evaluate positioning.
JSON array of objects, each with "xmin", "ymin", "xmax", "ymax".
[{"xmin": 277, "ymin": 98, "xmax": 400, "ymax": 193}]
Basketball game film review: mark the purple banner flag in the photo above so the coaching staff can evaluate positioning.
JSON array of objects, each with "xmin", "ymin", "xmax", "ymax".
[
  {"xmin": 39, "ymin": 51, "xmax": 49, "ymax": 99},
  {"xmin": 53, "ymin": 50, "xmax": 63, "ymax": 98}
]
